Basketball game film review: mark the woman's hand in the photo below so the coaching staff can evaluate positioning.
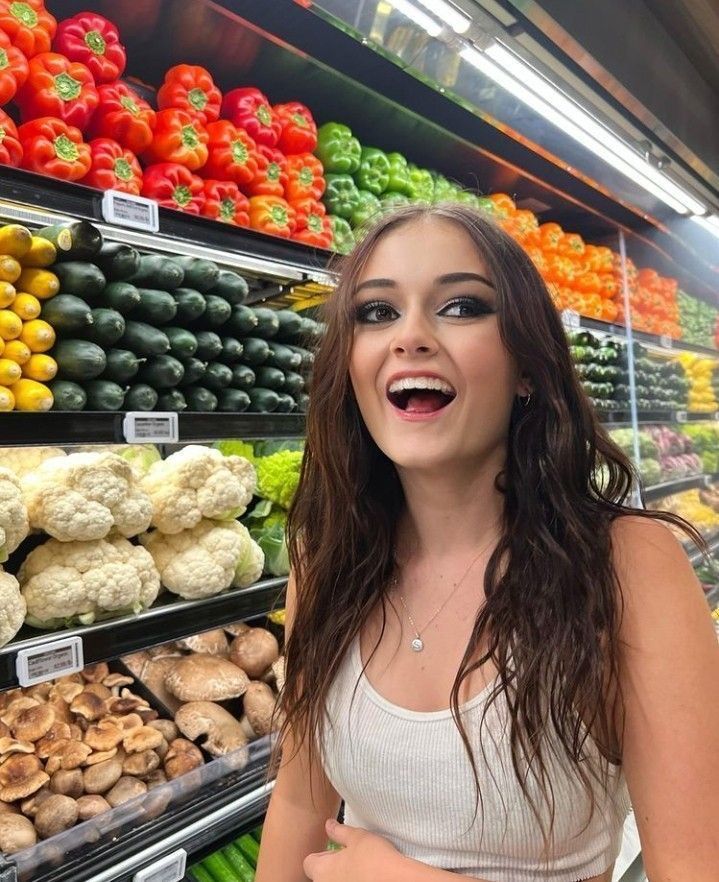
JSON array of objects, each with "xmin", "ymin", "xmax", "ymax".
[{"xmin": 303, "ymin": 819, "xmax": 405, "ymax": 881}]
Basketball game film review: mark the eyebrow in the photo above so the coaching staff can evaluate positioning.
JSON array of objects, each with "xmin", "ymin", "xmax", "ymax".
[{"xmin": 354, "ymin": 271, "xmax": 495, "ymax": 295}]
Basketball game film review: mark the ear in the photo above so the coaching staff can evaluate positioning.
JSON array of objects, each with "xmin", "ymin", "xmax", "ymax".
[{"xmin": 516, "ymin": 373, "xmax": 533, "ymax": 398}]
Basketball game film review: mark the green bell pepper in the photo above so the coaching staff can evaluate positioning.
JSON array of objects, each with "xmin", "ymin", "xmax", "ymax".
[
  {"xmin": 455, "ymin": 190, "xmax": 481, "ymax": 209},
  {"xmin": 386, "ymin": 152, "xmax": 414, "ymax": 197},
  {"xmin": 323, "ymin": 173, "xmax": 361, "ymax": 220},
  {"xmin": 477, "ymin": 195, "xmax": 497, "ymax": 216},
  {"xmin": 351, "ymin": 190, "xmax": 382, "ymax": 229},
  {"xmin": 380, "ymin": 192, "xmax": 411, "ymax": 211},
  {"xmin": 408, "ymin": 164, "xmax": 434, "ymax": 203},
  {"xmin": 355, "ymin": 147, "xmax": 390, "ymax": 196},
  {"xmin": 315, "ymin": 122, "xmax": 361, "ymax": 174},
  {"xmin": 432, "ymin": 173, "xmax": 460, "ymax": 203},
  {"xmin": 329, "ymin": 215, "xmax": 355, "ymax": 255}
]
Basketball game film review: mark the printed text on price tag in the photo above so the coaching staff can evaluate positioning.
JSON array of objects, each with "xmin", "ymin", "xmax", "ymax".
[
  {"xmin": 123, "ymin": 412, "xmax": 179, "ymax": 443},
  {"xmin": 133, "ymin": 849, "xmax": 186, "ymax": 882},
  {"xmin": 102, "ymin": 190, "xmax": 159, "ymax": 233},
  {"xmin": 16, "ymin": 636, "xmax": 84, "ymax": 687}
]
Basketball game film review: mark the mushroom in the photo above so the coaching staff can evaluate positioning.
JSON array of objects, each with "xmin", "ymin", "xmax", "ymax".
[
  {"xmin": 147, "ymin": 643, "xmax": 182, "ymax": 659},
  {"xmin": 138, "ymin": 658, "xmax": 183, "ymax": 713},
  {"xmin": 123, "ymin": 726, "xmax": 163, "ymax": 754},
  {"xmin": 70, "ymin": 692, "xmax": 106, "ymax": 723},
  {"xmin": 82, "ymin": 683, "xmax": 111, "ymax": 701},
  {"xmin": 122, "ymin": 750, "xmax": 160, "ymax": 779},
  {"xmin": 148, "ymin": 720, "xmax": 178, "ymax": 743},
  {"xmin": 271, "ymin": 656, "xmax": 286, "ymax": 693},
  {"xmin": 45, "ymin": 740, "xmax": 92, "ymax": 774},
  {"xmin": 120, "ymin": 688, "xmax": 149, "ymax": 706},
  {"xmin": 175, "ymin": 702, "xmax": 248, "ymax": 756},
  {"xmin": 224, "ymin": 622, "xmax": 251, "ymax": 637},
  {"xmin": 121, "ymin": 651, "xmax": 150, "ymax": 678},
  {"xmin": 47, "ymin": 699, "xmax": 73, "ymax": 726},
  {"xmin": 240, "ymin": 716, "xmax": 256, "ymax": 740},
  {"xmin": 49, "ymin": 770, "xmax": 84, "ymax": 799},
  {"xmin": 105, "ymin": 777, "xmax": 147, "ymax": 807},
  {"xmin": 84, "ymin": 748, "xmax": 118, "ymax": 766},
  {"xmin": 243, "ymin": 682, "xmax": 280, "ymax": 737},
  {"xmin": 81, "ymin": 663, "xmax": 110, "ymax": 684},
  {"xmin": 177, "ymin": 630, "xmax": 229, "ymax": 656},
  {"xmin": 76, "ymin": 794, "xmax": 110, "ymax": 821},
  {"xmin": 165, "ymin": 655, "xmax": 249, "ymax": 702},
  {"xmin": 0, "ymin": 813, "xmax": 37, "ymax": 853},
  {"xmin": 11, "ymin": 705, "xmax": 56, "ymax": 743},
  {"xmin": 145, "ymin": 770, "xmax": 168, "ymax": 790},
  {"xmin": 24, "ymin": 683, "xmax": 52, "ymax": 702},
  {"xmin": 35, "ymin": 722, "xmax": 73, "ymax": 759},
  {"xmin": 84, "ymin": 719, "xmax": 124, "ymax": 751},
  {"xmin": 0, "ymin": 721, "xmax": 9, "ymax": 738},
  {"xmin": 155, "ymin": 738, "xmax": 169, "ymax": 761},
  {"xmin": 136, "ymin": 708, "xmax": 159, "ymax": 724},
  {"xmin": 34, "ymin": 794, "xmax": 78, "ymax": 839},
  {"xmin": 102, "ymin": 674, "xmax": 134, "ymax": 693},
  {"xmin": 110, "ymin": 713, "xmax": 144, "ymax": 732},
  {"xmin": 1, "ymin": 697, "xmax": 39, "ymax": 727},
  {"xmin": 82, "ymin": 756, "xmax": 123, "ymax": 795},
  {"xmin": 163, "ymin": 739, "xmax": 203, "ymax": 780},
  {"xmin": 57, "ymin": 674, "xmax": 83, "ymax": 685},
  {"xmin": 229, "ymin": 628, "xmax": 280, "ymax": 679},
  {"xmin": 0, "ymin": 754, "xmax": 49, "ymax": 801},
  {"xmin": 107, "ymin": 697, "xmax": 146, "ymax": 716},
  {"xmin": 0, "ymin": 737, "xmax": 36, "ymax": 758},
  {"xmin": 20, "ymin": 786, "xmax": 52, "ymax": 817}
]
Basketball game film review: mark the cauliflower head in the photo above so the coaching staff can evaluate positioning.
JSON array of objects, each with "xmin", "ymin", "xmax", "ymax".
[
  {"xmin": 0, "ymin": 467, "xmax": 29, "ymax": 562},
  {"xmin": 141, "ymin": 445, "xmax": 256, "ymax": 534},
  {"xmin": 0, "ymin": 446, "xmax": 66, "ymax": 479},
  {"xmin": 233, "ymin": 521, "xmax": 265, "ymax": 588},
  {"xmin": 0, "ymin": 568, "xmax": 26, "ymax": 648},
  {"xmin": 255, "ymin": 449, "xmax": 303, "ymax": 510},
  {"xmin": 140, "ymin": 518, "xmax": 263, "ymax": 599},
  {"xmin": 21, "ymin": 451, "xmax": 153, "ymax": 542},
  {"xmin": 18, "ymin": 536, "xmax": 160, "ymax": 629}
]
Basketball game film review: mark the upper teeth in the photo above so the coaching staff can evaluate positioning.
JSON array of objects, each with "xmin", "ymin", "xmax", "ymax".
[{"xmin": 388, "ymin": 377, "xmax": 455, "ymax": 395}]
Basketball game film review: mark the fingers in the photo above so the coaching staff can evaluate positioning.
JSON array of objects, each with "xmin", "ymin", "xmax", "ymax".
[
  {"xmin": 325, "ymin": 817, "xmax": 351, "ymax": 846},
  {"xmin": 303, "ymin": 850, "xmax": 331, "ymax": 878}
]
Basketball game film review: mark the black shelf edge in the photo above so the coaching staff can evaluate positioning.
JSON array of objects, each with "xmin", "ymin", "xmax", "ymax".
[
  {"xmin": 706, "ymin": 584, "xmax": 719, "ymax": 613},
  {"xmin": 0, "ymin": 577, "xmax": 287, "ymax": 690},
  {"xmin": 600, "ymin": 410, "xmax": 718, "ymax": 427},
  {"xmin": 0, "ymin": 412, "xmax": 305, "ymax": 445},
  {"xmin": 643, "ymin": 473, "xmax": 717, "ymax": 502},
  {"xmin": 688, "ymin": 531, "xmax": 719, "ymax": 566}
]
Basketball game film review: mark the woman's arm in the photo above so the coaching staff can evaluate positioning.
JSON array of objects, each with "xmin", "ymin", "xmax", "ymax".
[
  {"xmin": 255, "ymin": 572, "xmax": 342, "ymax": 882},
  {"xmin": 613, "ymin": 516, "xmax": 719, "ymax": 881}
]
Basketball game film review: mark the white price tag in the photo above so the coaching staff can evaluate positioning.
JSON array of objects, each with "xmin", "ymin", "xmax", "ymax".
[
  {"xmin": 123, "ymin": 412, "xmax": 179, "ymax": 443},
  {"xmin": 660, "ymin": 334, "xmax": 673, "ymax": 349},
  {"xmin": 561, "ymin": 309, "xmax": 581, "ymax": 331},
  {"xmin": 133, "ymin": 850, "xmax": 186, "ymax": 882},
  {"xmin": 16, "ymin": 636, "xmax": 83, "ymax": 687},
  {"xmin": 675, "ymin": 410, "xmax": 688, "ymax": 423},
  {"xmin": 102, "ymin": 190, "xmax": 159, "ymax": 233}
]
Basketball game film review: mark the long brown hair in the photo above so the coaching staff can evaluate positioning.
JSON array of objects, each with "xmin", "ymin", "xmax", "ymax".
[{"xmin": 281, "ymin": 203, "xmax": 699, "ymax": 841}]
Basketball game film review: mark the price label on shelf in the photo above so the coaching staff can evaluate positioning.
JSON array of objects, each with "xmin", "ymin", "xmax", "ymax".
[
  {"xmin": 675, "ymin": 410, "xmax": 688, "ymax": 423},
  {"xmin": 16, "ymin": 636, "xmax": 83, "ymax": 687},
  {"xmin": 123, "ymin": 412, "xmax": 179, "ymax": 443},
  {"xmin": 561, "ymin": 309, "xmax": 581, "ymax": 331},
  {"xmin": 102, "ymin": 189, "xmax": 159, "ymax": 233},
  {"xmin": 133, "ymin": 850, "xmax": 186, "ymax": 882},
  {"xmin": 659, "ymin": 334, "xmax": 673, "ymax": 349}
]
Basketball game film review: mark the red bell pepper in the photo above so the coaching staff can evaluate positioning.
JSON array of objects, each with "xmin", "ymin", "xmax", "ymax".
[
  {"xmin": 17, "ymin": 116, "xmax": 91, "ymax": 180},
  {"xmin": 17, "ymin": 52, "xmax": 98, "ymax": 130},
  {"xmin": 221, "ymin": 87, "xmax": 280, "ymax": 148},
  {"xmin": 202, "ymin": 120, "xmax": 259, "ymax": 187},
  {"xmin": 0, "ymin": 28, "xmax": 28, "ymax": 105},
  {"xmin": 201, "ymin": 180, "xmax": 249, "ymax": 227},
  {"xmin": 82, "ymin": 137, "xmax": 142, "ymax": 195},
  {"xmin": 53, "ymin": 12, "xmax": 126, "ymax": 84},
  {"xmin": 285, "ymin": 153, "xmax": 325, "ymax": 202},
  {"xmin": 273, "ymin": 101, "xmax": 317, "ymax": 155},
  {"xmin": 0, "ymin": 0, "xmax": 56, "ymax": 58},
  {"xmin": 157, "ymin": 64, "xmax": 221, "ymax": 127},
  {"xmin": 0, "ymin": 108, "xmax": 22, "ymax": 165},
  {"xmin": 291, "ymin": 197, "xmax": 332, "ymax": 248},
  {"xmin": 245, "ymin": 145, "xmax": 287, "ymax": 198},
  {"xmin": 142, "ymin": 108, "xmax": 208, "ymax": 171},
  {"xmin": 248, "ymin": 195, "xmax": 295, "ymax": 238},
  {"xmin": 141, "ymin": 162, "xmax": 205, "ymax": 214},
  {"xmin": 86, "ymin": 82, "xmax": 155, "ymax": 154}
]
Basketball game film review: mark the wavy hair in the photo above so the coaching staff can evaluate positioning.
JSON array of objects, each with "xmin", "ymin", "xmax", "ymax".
[{"xmin": 280, "ymin": 203, "xmax": 700, "ymax": 844}]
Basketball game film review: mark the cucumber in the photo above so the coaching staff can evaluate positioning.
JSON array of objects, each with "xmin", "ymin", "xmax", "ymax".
[
  {"xmin": 124, "ymin": 384, "xmax": 158, "ymax": 411},
  {"xmin": 219, "ymin": 337, "xmax": 243, "ymax": 363},
  {"xmin": 251, "ymin": 825, "xmax": 263, "ymax": 842},
  {"xmin": 188, "ymin": 866, "xmax": 214, "ymax": 882},
  {"xmin": 254, "ymin": 366, "xmax": 285, "ymax": 390},
  {"xmin": 137, "ymin": 355, "xmax": 185, "ymax": 389},
  {"xmin": 200, "ymin": 853, "xmax": 237, "ymax": 882},
  {"xmin": 49, "ymin": 379, "xmax": 86, "ymax": 411},
  {"xmin": 248, "ymin": 387, "xmax": 279, "ymax": 413},
  {"xmin": 201, "ymin": 295, "xmax": 231, "ymax": 328},
  {"xmin": 97, "ymin": 281, "xmax": 141, "ymax": 314},
  {"xmin": 41, "ymin": 294, "xmax": 93, "ymax": 334},
  {"xmin": 174, "ymin": 257, "xmax": 220, "ymax": 292},
  {"xmin": 227, "ymin": 304, "xmax": 258, "ymax": 336},
  {"xmin": 128, "ymin": 254, "xmax": 185, "ymax": 290},
  {"xmin": 275, "ymin": 392, "xmax": 296, "ymax": 413},
  {"xmin": 133, "ymin": 289, "xmax": 177, "ymax": 324},
  {"xmin": 102, "ymin": 349, "xmax": 144, "ymax": 384},
  {"xmin": 235, "ymin": 834, "xmax": 260, "ymax": 867},
  {"xmin": 53, "ymin": 339, "xmax": 106, "ymax": 380},
  {"xmin": 285, "ymin": 344, "xmax": 314, "ymax": 370},
  {"xmin": 84, "ymin": 380, "xmax": 125, "ymax": 411},
  {"xmin": 179, "ymin": 357, "xmax": 207, "ymax": 385},
  {"xmin": 194, "ymin": 331, "xmax": 222, "ymax": 361},
  {"xmin": 274, "ymin": 309, "xmax": 303, "ymax": 340},
  {"xmin": 54, "ymin": 261, "xmax": 106, "ymax": 299},
  {"xmin": 202, "ymin": 362, "xmax": 232, "ymax": 391},
  {"xmin": 173, "ymin": 287, "xmax": 206, "ymax": 323},
  {"xmin": 252, "ymin": 307, "xmax": 280, "ymax": 339},
  {"xmin": 266, "ymin": 341, "xmax": 302, "ymax": 370},
  {"xmin": 81, "ymin": 308, "xmax": 125, "ymax": 347},
  {"xmin": 208, "ymin": 270, "xmax": 248, "ymax": 305},
  {"xmin": 165, "ymin": 327, "xmax": 198, "ymax": 359},
  {"xmin": 120, "ymin": 322, "xmax": 170, "ymax": 357},
  {"xmin": 282, "ymin": 370, "xmax": 305, "ymax": 396},
  {"xmin": 184, "ymin": 385, "xmax": 218, "ymax": 412},
  {"xmin": 231, "ymin": 364, "xmax": 255, "ymax": 390},
  {"xmin": 240, "ymin": 337, "xmax": 269, "ymax": 366},
  {"xmin": 157, "ymin": 389, "xmax": 187, "ymax": 411},
  {"xmin": 218, "ymin": 388, "xmax": 250, "ymax": 412},
  {"xmin": 94, "ymin": 242, "xmax": 140, "ymax": 280},
  {"xmin": 222, "ymin": 844, "xmax": 254, "ymax": 881},
  {"xmin": 296, "ymin": 392, "xmax": 309, "ymax": 413},
  {"xmin": 37, "ymin": 221, "xmax": 102, "ymax": 260}
]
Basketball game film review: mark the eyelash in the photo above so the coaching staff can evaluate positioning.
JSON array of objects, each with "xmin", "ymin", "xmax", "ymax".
[{"xmin": 354, "ymin": 296, "xmax": 493, "ymax": 324}]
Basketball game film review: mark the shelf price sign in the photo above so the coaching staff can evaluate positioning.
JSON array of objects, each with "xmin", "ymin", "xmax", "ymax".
[
  {"xmin": 102, "ymin": 189, "xmax": 159, "ymax": 233},
  {"xmin": 561, "ymin": 309, "xmax": 581, "ymax": 331},
  {"xmin": 123, "ymin": 411, "xmax": 179, "ymax": 443},
  {"xmin": 660, "ymin": 334, "xmax": 673, "ymax": 349},
  {"xmin": 16, "ymin": 636, "xmax": 84, "ymax": 687},
  {"xmin": 675, "ymin": 410, "xmax": 688, "ymax": 423},
  {"xmin": 133, "ymin": 849, "xmax": 187, "ymax": 882}
]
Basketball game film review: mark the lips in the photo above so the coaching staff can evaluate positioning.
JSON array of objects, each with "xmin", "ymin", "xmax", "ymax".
[{"xmin": 385, "ymin": 373, "xmax": 457, "ymax": 414}]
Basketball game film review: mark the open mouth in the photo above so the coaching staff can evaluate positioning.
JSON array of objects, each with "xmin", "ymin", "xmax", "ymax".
[{"xmin": 386, "ymin": 377, "xmax": 457, "ymax": 414}]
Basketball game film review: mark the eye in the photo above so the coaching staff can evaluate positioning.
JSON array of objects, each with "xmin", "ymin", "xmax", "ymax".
[
  {"xmin": 439, "ymin": 296, "xmax": 494, "ymax": 318},
  {"xmin": 354, "ymin": 300, "xmax": 399, "ymax": 324}
]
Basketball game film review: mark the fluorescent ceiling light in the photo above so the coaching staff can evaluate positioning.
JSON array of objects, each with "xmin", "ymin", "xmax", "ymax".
[
  {"xmin": 690, "ymin": 215, "xmax": 719, "ymax": 239},
  {"xmin": 414, "ymin": 0, "xmax": 472, "ymax": 33},
  {"xmin": 388, "ymin": 0, "xmax": 442, "ymax": 37}
]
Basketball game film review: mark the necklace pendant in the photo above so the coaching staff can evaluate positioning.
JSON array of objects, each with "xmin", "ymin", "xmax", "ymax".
[{"xmin": 410, "ymin": 637, "xmax": 424, "ymax": 652}]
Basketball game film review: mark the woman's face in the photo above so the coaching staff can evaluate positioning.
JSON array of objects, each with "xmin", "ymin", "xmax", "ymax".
[{"xmin": 349, "ymin": 217, "xmax": 525, "ymax": 475}]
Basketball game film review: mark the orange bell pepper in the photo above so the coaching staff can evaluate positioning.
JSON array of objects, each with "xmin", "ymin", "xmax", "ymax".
[
  {"xmin": 539, "ymin": 222, "xmax": 563, "ymax": 252},
  {"xmin": 142, "ymin": 108, "xmax": 208, "ymax": 171},
  {"xmin": 0, "ymin": 0, "xmax": 56, "ymax": 58},
  {"xmin": 248, "ymin": 195, "xmax": 296, "ymax": 238}
]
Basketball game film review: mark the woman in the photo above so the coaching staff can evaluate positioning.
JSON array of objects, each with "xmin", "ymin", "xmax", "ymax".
[{"xmin": 255, "ymin": 204, "xmax": 719, "ymax": 881}]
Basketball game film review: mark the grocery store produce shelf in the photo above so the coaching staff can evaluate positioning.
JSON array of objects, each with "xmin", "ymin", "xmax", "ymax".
[
  {"xmin": 688, "ymin": 531, "xmax": 719, "ymax": 567},
  {"xmin": 705, "ymin": 584, "xmax": 719, "ymax": 613},
  {"xmin": 600, "ymin": 410, "xmax": 718, "ymax": 427},
  {"xmin": 643, "ymin": 473, "xmax": 718, "ymax": 502},
  {"xmin": 0, "ymin": 577, "xmax": 287, "ymax": 691},
  {"xmin": 563, "ymin": 313, "xmax": 719, "ymax": 358}
]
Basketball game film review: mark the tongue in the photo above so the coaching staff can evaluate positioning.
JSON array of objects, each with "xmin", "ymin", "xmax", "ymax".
[{"xmin": 405, "ymin": 391, "xmax": 448, "ymax": 413}]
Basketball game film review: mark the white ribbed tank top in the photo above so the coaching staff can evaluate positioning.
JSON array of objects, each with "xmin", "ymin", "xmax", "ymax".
[{"xmin": 322, "ymin": 638, "xmax": 631, "ymax": 881}]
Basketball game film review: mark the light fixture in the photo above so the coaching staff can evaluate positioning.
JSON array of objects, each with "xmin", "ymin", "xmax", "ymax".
[
  {"xmin": 413, "ymin": 0, "xmax": 472, "ymax": 33},
  {"xmin": 387, "ymin": 0, "xmax": 443, "ymax": 37},
  {"xmin": 690, "ymin": 215, "xmax": 719, "ymax": 239}
]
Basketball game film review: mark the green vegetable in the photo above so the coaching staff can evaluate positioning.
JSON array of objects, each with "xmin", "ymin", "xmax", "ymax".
[
  {"xmin": 41, "ymin": 294, "xmax": 93, "ymax": 334},
  {"xmin": 354, "ymin": 146, "xmax": 390, "ymax": 196},
  {"xmin": 385, "ymin": 152, "xmax": 414, "ymax": 197},
  {"xmin": 124, "ymin": 384, "xmax": 158, "ymax": 411},
  {"xmin": 94, "ymin": 242, "xmax": 140, "ymax": 280},
  {"xmin": 255, "ymin": 448, "xmax": 303, "ymax": 508},
  {"xmin": 208, "ymin": 270, "xmax": 249, "ymax": 305},
  {"xmin": 83, "ymin": 380, "xmax": 126, "ymax": 411},
  {"xmin": 315, "ymin": 122, "xmax": 361, "ymax": 174},
  {"xmin": 240, "ymin": 337, "xmax": 270, "ymax": 366},
  {"xmin": 274, "ymin": 310, "xmax": 303, "ymax": 340},
  {"xmin": 285, "ymin": 344, "xmax": 314, "ymax": 370},
  {"xmin": 222, "ymin": 844, "xmax": 254, "ymax": 881},
  {"xmin": 120, "ymin": 322, "xmax": 170, "ymax": 357},
  {"xmin": 350, "ymin": 190, "xmax": 382, "ymax": 229},
  {"xmin": 52, "ymin": 339, "xmax": 106, "ymax": 380},
  {"xmin": 432, "ymin": 173, "xmax": 460, "ymax": 203},
  {"xmin": 188, "ymin": 865, "xmax": 214, "ymax": 882},
  {"xmin": 323, "ymin": 173, "xmax": 361, "ymax": 220},
  {"xmin": 228, "ymin": 304, "xmax": 259, "ymax": 336},
  {"xmin": 80, "ymin": 308, "xmax": 125, "ymax": 347},
  {"xmin": 157, "ymin": 389, "xmax": 187, "ymax": 411},
  {"xmin": 248, "ymin": 387, "xmax": 279, "ymax": 413},
  {"xmin": 128, "ymin": 254, "xmax": 184, "ymax": 290},
  {"xmin": 255, "ymin": 366, "xmax": 285, "ymax": 390},
  {"xmin": 201, "ymin": 852, "xmax": 240, "ymax": 882},
  {"xmin": 37, "ymin": 221, "xmax": 102, "ymax": 260},
  {"xmin": 407, "ymin": 164, "xmax": 434, "ymax": 203},
  {"xmin": 133, "ymin": 289, "xmax": 178, "ymax": 325},
  {"xmin": 218, "ymin": 388, "xmax": 250, "ymax": 412},
  {"xmin": 137, "ymin": 355, "xmax": 185, "ymax": 389},
  {"xmin": 49, "ymin": 379, "xmax": 86, "ymax": 411},
  {"xmin": 219, "ymin": 337, "xmax": 244, "ymax": 363},
  {"xmin": 54, "ymin": 261, "xmax": 106, "ymax": 299},
  {"xmin": 235, "ymin": 834, "xmax": 260, "ymax": 867},
  {"xmin": 184, "ymin": 385, "xmax": 218, "ymax": 411},
  {"xmin": 380, "ymin": 191, "xmax": 410, "ymax": 210},
  {"xmin": 252, "ymin": 308, "xmax": 280, "ymax": 339},
  {"xmin": 328, "ymin": 215, "xmax": 355, "ymax": 255},
  {"xmin": 174, "ymin": 256, "xmax": 220, "ymax": 292},
  {"xmin": 282, "ymin": 370, "xmax": 305, "ymax": 396},
  {"xmin": 195, "ymin": 331, "xmax": 223, "ymax": 361},
  {"xmin": 97, "ymin": 281, "xmax": 141, "ymax": 314},
  {"xmin": 275, "ymin": 392, "xmax": 296, "ymax": 413},
  {"xmin": 102, "ymin": 349, "xmax": 145, "ymax": 384},
  {"xmin": 165, "ymin": 327, "xmax": 198, "ymax": 359},
  {"xmin": 455, "ymin": 190, "xmax": 480, "ymax": 209},
  {"xmin": 179, "ymin": 357, "xmax": 207, "ymax": 385},
  {"xmin": 173, "ymin": 287, "xmax": 206, "ymax": 323},
  {"xmin": 203, "ymin": 362, "xmax": 233, "ymax": 391},
  {"xmin": 266, "ymin": 341, "xmax": 302, "ymax": 371},
  {"xmin": 231, "ymin": 364, "xmax": 255, "ymax": 390},
  {"xmin": 202, "ymin": 295, "xmax": 232, "ymax": 328}
]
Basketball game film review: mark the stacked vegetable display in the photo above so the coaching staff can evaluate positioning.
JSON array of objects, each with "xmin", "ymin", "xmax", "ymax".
[
  {"xmin": 678, "ymin": 289, "xmax": 719, "ymax": 349},
  {"xmin": 567, "ymin": 331, "xmax": 623, "ymax": 411},
  {"xmin": 190, "ymin": 825, "xmax": 264, "ymax": 882},
  {"xmin": 683, "ymin": 424, "xmax": 719, "ymax": 474},
  {"xmin": 618, "ymin": 346, "xmax": 690, "ymax": 413},
  {"xmin": 678, "ymin": 353, "xmax": 719, "ymax": 413},
  {"xmin": 612, "ymin": 259, "xmax": 682, "ymax": 339}
]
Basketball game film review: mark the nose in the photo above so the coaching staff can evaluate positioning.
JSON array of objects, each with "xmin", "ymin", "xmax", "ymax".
[{"xmin": 390, "ymin": 309, "xmax": 438, "ymax": 356}]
